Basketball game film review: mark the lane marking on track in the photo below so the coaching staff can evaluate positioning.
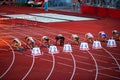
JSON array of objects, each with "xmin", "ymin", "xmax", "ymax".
[
  {"xmin": 102, "ymin": 48, "xmax": 120, "ymax": 70},
  {"xmin": 0, "ymin": 39, "xmax": 15, "ymax": 79},
  {"xmin": 22, "ymin": 55, "xmax": 35, "ymax": 80},
  {"xmin": 69, "ymin": 52, "xmax": 76, "ymax": 80},
  {"xmin": 99, "ymin": 72, "xmax": 120, "ymax": 79},
  {"xmin": 46, "ymin": 54, "xmax": 55, "ymax": 80},
  {"xmin": 87, "ymin": 51, "xmax": 98, "ymax": 80},
  {"xmin": 92, "ymin": 66, "xmax": 120, "ymax": 72}
]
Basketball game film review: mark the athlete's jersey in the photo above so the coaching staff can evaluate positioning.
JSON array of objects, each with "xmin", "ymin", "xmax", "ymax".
[
  {"xmin": 86, "ymin": 33, "xmax": 94, "ymax": 38},
  {"xmin": 26, "ymin": 37, "xmax": 34, "ymax": 43},
  {"xmin": 42, "ymin": 36, "xmax": 49, "ymax": 41},
  {"xmin": 72, "ymin": 34, "xmax": 79, "ymax": 38},
  {"xmin": 99, "ymin": 31, "xmax": 107, "ymax": 37},
  {"xmin": 13, "ymin": 38, "xmax": 21, "ymax": 47}
]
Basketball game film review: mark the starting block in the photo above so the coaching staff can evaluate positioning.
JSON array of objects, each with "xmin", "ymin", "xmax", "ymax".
[
  {"xmin": 63, "ymin": 44, "xmax": 72, "ymax": 52},
  {"xmin": 32, "ymin": 46, "xmax": 41, "ymax": 56},
  {"xmin": 49, "ymin": 45, "xmax": 59, "ymax": 54},
  {"xmin": 80, "ymin": 42, "xmax": 89, "ymax": 50},
  {"xmin": 107, "ymin": 39, "xmax": 117, "ymax": 47},
  {"xmin": 92, "ymin": 40, "xmax": 102, "ymax": 49}
]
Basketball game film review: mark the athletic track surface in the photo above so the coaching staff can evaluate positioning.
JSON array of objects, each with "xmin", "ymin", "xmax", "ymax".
[{"xmin": 0, "ymin": 5, "xmax": 120, "ymax": 80}]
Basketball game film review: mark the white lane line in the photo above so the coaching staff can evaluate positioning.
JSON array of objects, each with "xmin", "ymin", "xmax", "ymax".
[
  {"xmin": 74, "ymin": 54, "xmax": 89, "ymax": 59},
  {"xmin": 22, "ymin": 55, "xmax": 35, "ymax": 80},
  {"xmin": 93, "ymin": 53, "xmax": 120, "ymax": 62},
  {"xmin": 69, "ymin": 52, "xmax": 76, "ymax": 80},
  {"xmin": 92, "ymin": 66, "xmax": 120, "ymax": 72},
  {"xmin": 87, "ymin": 51, "xmax": 98, "ymax": 80},
  {"xmin": 102, "ymin": 48, "xmax": 120, "ymax": 70},
  {"xmin": 0, "ymin": 39, "xmax": 15, "ymax": 79},
  {"xmin": 99, "ymin": 72, "xmax": 120, "ymax": 80},
  {"xmin": 57, "ymin": 61, "xmax": 92, "ymax": 72},
  {"xmin": 46, "ymin": 54, "xmax": 55, "ymax": 80}
]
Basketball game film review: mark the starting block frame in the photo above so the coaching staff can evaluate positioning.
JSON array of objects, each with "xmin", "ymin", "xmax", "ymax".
[
  {"xmin": 63, "ymin": 44, "xmax": 72, "ymax": 52},
  {"xmin": 49, "ymin": 45, "xmax": 59, "ymax": 54},
  {"xmin": 107, "ymin": 39, "xmax": 117, "ymax": 47},
  {"xmin": 92, "ymin": 40, "xmax": 102, "ymax": 49},
  {"xmin": 80, "ymin": 42, "xmax": 89, "ymax": 50},
  {"xmin": 31, "ymin": 46, "xmax": 42, "ymax": 56}
]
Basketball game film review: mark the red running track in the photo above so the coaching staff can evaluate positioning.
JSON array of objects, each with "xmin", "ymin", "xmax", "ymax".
[{"xmin": 0, "ymin": 5, "xmax": 120, "ymax": 80}]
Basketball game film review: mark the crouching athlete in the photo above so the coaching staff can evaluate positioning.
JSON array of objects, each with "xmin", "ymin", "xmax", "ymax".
[
  {"xmin": 85, "ymin": 33, "xmax": 94, "ymax": 43},
  {"xmin": 41, "ymin": 36, "xmax": 50, "ymax": 48},
  {"xmin": 55, "ymin": 34, "xmax": 65, "ymax": 46},
  {"xmin": 12, "ymin": 38, "xmax": 24, "ymax": 52},
  {"xmin": 71, "ymin": 34, "xmax": 80, "ymax": 45},
  {"xmin": 25, "ymin": 36, "xmax": 35, "ymax": 49},
  {"xmin": 112, "ymin": 30, "xmax": 120, "ymax": 40},
  {"xmin": 98, "ymin": 31, "xmax": 107, "ymax": 42}
]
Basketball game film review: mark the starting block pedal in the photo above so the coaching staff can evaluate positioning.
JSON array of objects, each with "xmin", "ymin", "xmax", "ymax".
[
  {"xmin": 107, "ymin": 39, "xmax": 117, "ymax": 47},
  {"xmin": 49, "ymin": 45, "xmax": 59, "ymax": 54},
  {"xmin": 63, "ymin": 44, "xmax": 72, "ymax": 52},
  {"xmin": 32, "ymin": 46, "xmax": 41, "ymax": 56},
  {"xmin": 92, "ymin": 40, "xmax": 102, "ymax": 49},
  {"xmin": 80, "ymin": 42, "xmax": 89, "ymax": 50}
]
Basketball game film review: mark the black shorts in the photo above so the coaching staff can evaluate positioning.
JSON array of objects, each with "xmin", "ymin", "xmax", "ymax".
[{"xmin": 55, "ymin": 36, "xmax": 65, "ymax": 41}]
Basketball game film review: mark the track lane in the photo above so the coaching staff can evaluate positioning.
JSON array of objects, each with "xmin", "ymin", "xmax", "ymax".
[{"xmin": 0, "ymin": 38, "xmax": 15, "ymax": 79}]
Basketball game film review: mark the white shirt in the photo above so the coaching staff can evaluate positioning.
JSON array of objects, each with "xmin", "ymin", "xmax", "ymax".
[
  {"xmin": 72, "ymin": 34, "xmax": 78, "ymax": 38},
  {"xmin": 99, "ymin": 31, "xmax": 105, "ymax": 35},
  {"xmin": 86, "ymin": 33, "xmax": 94, "ymax": 38}
]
